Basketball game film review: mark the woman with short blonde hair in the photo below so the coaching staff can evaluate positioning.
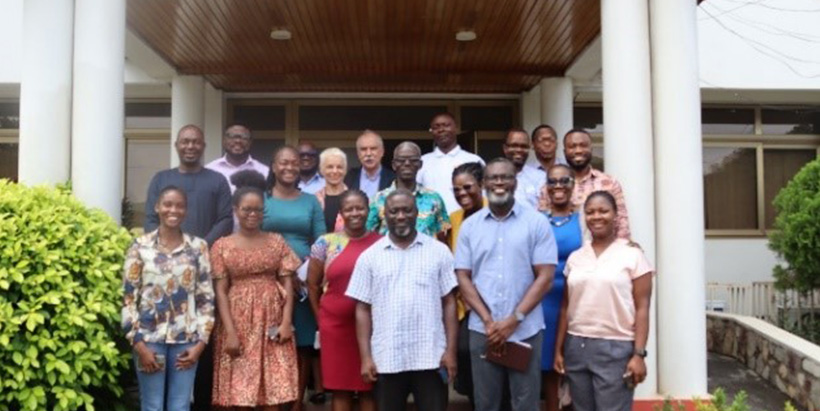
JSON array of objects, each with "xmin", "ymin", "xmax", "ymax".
[{"xmin": 315, "ymin": 148, "xmax": 348, "ymax": 233}]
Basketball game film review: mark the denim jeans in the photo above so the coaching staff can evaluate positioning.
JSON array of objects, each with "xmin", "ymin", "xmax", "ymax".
[{"xmin": 135, "ymin": 342, "xmax": 199, "ymax": 411}]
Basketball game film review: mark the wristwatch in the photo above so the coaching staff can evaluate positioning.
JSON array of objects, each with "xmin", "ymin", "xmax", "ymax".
[
  {"xmin": 514, "ymin": 310, "xmax": 526, "ymax": 322},
  {"xmin": 633, "ymin": 348, "xmax": 648, "ymax": 358}
]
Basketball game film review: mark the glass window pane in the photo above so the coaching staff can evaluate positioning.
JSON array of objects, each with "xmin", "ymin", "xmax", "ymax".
[
  {"xmin": 702, "ymin": 108, "xmax": 754, "ymax": 135},
  {"xmin": 574, "ymin": 107, "xmax": 603, "ymax": 134},
  {"xmin": 762, "ymin": 108, "xmax": 820, "ymax": 135},
  {"xmin": 461, "ymin": 106, "xmax": 514, "ymax": 131},
  {"xmin": 0, "ymin": 102, "xmax": 19, "ymax": 129},
  {"xmin": 703, "ymin": 147, "xmax": 758, "ymax": 230},
  {"xmin": 248, "ymin": 139, "xmax": 286, "ymax": 169},
  {"xmin": 591, "ymin": 145, "xmax": 605, "ymax": 171},
  {"xmin": 299, "ymin": 106, "xmax": 445, "ymax": 130},
  {"xmin": 233, "ymin": 105, "xmax": 286, "ymax": 131},
  {"xmin": 477, "ymin": 138, "xmax": 504, "ymax": 163},
  {"xmin": 124, "ymin": 102, "xmax": 171, "ymax": 129},
  {"xmin": 764, "ymin": 149, "xmax": 816, "ymax": 229},
  {"xmin": 0, "ymin": 143, "xmax": 18, "ymax": 181}
]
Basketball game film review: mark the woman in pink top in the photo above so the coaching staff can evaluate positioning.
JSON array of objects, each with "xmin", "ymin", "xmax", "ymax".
[{"xmin": 553, "ymin": 190, "xmax": 653, "ymax": 411}]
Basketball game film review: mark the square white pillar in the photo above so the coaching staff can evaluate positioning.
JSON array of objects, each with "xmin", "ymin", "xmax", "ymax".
[{"xmin": 170, "ymin": 75, "xmax": 205, "ymax": 167}]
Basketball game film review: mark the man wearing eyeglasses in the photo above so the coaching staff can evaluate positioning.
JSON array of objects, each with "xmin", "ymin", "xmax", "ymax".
[
  {"xmin": 502, "ymin": 128, "xmax": 541, "ymax": 208},
  {"xmin": 206, "ymin": 124, "xmax": 270, "ymax": 193},
  {"xmin": 297, "ymin": 141, "xmax": 326, "ymax": 194},
  {"xmin": 538, "ymin": 128, "xmax": 631, "ymax": 238},
  {"xmin": 367, "ymin": 141, "xmax": 450, "ymax": 240}
]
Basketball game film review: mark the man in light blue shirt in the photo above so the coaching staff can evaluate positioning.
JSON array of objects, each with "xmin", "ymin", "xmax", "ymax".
[
  {"xmin": 502, "ymin": 128, "xmax": 541, "ymax": 208},
  {"xmin": 455, "ymin": 157, "xmax": 557, "ymax": 411},
  {"xmin": 297, "ymin": 141, "xmax": 325, "ymax": 194}
]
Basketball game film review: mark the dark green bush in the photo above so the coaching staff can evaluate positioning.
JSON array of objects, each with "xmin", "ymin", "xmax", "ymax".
[
  {"xmin": 769, "ymin": 159, "xmax": 820, "ymax": 292},
  {"xmin": 0, "ymin": 180, "xmax": 132, "ymax": 410}
]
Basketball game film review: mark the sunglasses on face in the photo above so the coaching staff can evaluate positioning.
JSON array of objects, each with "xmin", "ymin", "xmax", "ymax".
[
  {"xmin": 299, "ymin": 151, "xmax": 318, "ymax": 158},
  {"xmin": 547, "ymin": 177, "xmax": 575, "ymax": 187}
]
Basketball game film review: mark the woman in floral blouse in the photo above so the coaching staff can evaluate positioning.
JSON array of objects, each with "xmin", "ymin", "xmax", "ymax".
[{"xmin": 122, "ymin": 185, "xmax": 216, "ymax": 411}]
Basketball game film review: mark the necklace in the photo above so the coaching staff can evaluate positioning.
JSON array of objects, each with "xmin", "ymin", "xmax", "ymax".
[{"xmin": 548, "ymin": 213, "xmax": 573, "ymax": 227}]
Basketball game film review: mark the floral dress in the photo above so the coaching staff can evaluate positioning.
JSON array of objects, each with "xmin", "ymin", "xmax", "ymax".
[{"xmin": 210, "ymin": 233, "xmax": 302, "ymax": 407}]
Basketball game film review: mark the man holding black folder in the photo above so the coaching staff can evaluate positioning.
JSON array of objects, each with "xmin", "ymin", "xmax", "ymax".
[{"xmin": 455, "ymin": 158, "xmax": 557, "ymax": 411}]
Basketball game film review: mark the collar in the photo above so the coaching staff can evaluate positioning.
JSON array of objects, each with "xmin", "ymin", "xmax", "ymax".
[
  {"xmin": 302, "ymin": 172, "xmax": 323, "ymax": 184},
  {"xmin": 218, "ymin": 155, "xmax": 257, "ymax": 168},
  {"xmin": 147, "ymin": 229, "xmax": 195, "ymax": 253},
  {"xmin": 482, "ymin": 201, "xmax": 521, "ymax": 222},
  {"xmin": 577, "ymin": 167, "xmax": 602, "ymax": 183},
  {"xmin": 388, "ymin": 181, "xmax": 423, "ymax": 195},
  {"xmin": 362, "ymin": 165, "xmax": 382, "ymax": 180},
  {"xmin": 432, "ymin": 145, "xmax": 463, "ymax": 158},
  {"xmin": 383, "ymin": 232, "xmax": 426, "ymax": 250}
]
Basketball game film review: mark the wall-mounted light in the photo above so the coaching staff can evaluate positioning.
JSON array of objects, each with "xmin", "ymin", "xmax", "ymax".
[
  {"xmin": 455, "ymin": 30, "xmax": 477, "ymax": 42},
  {"xmin": 270, "ymin": 29, "xmax": 292, "ymax": 41}
]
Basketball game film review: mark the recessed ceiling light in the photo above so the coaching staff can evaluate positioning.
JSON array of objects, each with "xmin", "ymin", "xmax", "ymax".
[
  {"xmin": 455, "ymin": 30, "xmax": 477, "ymax": 42},
  {"xmin": 270, "ymin": 29, "xmax": 292, "ymax": 41}
]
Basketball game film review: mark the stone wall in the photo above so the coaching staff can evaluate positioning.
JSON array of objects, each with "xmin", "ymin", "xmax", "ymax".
[{"xmin": 707, "ymin": 312, "xmax": 820, "ymax": 411}]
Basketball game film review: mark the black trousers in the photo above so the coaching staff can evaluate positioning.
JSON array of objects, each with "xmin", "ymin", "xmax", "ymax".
[
  {"xmin": 374, "ymin": 369, "xmax": 447, "ymax": 411},
  {"xmin": 191, "ymin": 341, "xmax": 213, "ymax": 411}
]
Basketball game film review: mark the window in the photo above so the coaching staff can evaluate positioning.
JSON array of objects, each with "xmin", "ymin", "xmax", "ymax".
[
  {"xmin": 0, "ymin": 143, "xmax": 18, "ymax": 181},
  {"xmin": 702, "ymin": 108, "xmax": 754, "ymax": 135},
  {"xmin": 703, "ymin": 147, "xmax": 758, "ymax": 230},
  {"xmin": 125, "ymin": 102, "xmax": 171, "ymax": 129},
  {"xmin": 574, "ymin": 107, "xmax": 604, "ymax": 134},
  {"xmin": 0, "ymin": 102, "xmax": 19, "ymax": 129},
  {"xmin": 762, "ymin": 108, "xmax": 820, "ymax": 135},
  {"xmin": 763, "ymin": 149, "xmax": 817, "ymax": 229},
  {"xmin": 125, "ymin": 137, "xmax": 170, "ymax": 228},
  {"xmin": 461, "ymin": 106, "xmax": 514, "ymax": 131},
  {"xmin": 299, "ymin": 105, "xmax": 444, "ymax": 130}
]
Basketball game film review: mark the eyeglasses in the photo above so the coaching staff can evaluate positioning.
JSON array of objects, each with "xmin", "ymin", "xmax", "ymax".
[
  {"xmin": 299, "ymin": 151, "xmax": 318, "ymax": 158},
  {"xmin": 393, "ymin": 157, "xmax": 421, "ymax": 165},
  {"xmin": 238, "ymin": 207, "xmax": 264, "ymax": 215},
  {"xmin": 546, "ymin": 177, "xmax": 575, "ymax": 187}
]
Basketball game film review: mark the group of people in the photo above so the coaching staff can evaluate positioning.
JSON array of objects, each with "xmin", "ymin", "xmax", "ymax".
[{"xmin": 122, "ymin": 111, "xmax": 654, "ymax": 411}]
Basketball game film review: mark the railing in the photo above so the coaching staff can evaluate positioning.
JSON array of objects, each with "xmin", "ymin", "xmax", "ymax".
[{"xmin": 707, "ymin": 281, "xmax": 820, "ymax": 326}]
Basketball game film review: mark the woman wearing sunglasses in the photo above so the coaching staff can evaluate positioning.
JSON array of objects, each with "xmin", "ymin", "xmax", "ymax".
[{"xmin": 540, "ymin": 164, "xmax": 583, "ymax": 411}]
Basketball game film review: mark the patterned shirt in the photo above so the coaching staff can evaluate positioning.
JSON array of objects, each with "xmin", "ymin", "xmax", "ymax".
[
  {"xmin": 122, "ymin": 231, "xmax": 215, "ymax": 345},
  {"xmin": 538, "ymin": 168, "xmax": 631, "ymax": 239},
  {"xmin": 366, "ymin": 182, "xmax": 451, "ymax": 237},
  {"xmin": 345, "ymin": 233, "xmax": 458, "ymax": 373},
  {"xmin": 455, "ymin": 202, "xmax": 558, "ymax": 342}
]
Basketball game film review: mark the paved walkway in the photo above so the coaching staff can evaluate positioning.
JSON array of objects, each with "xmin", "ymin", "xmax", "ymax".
[
  {"xmin": 302, "ymin": 353, "xmax": 803, "ymax": 411},
  {"xmin": 707, "ymin": 352, "xmax": 805, "ymax": 411}
]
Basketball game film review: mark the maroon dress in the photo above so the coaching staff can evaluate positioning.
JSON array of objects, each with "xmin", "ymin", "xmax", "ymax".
[{"xmin": 309, "ymin": 231, "xmax": 381, "ymax": 391}]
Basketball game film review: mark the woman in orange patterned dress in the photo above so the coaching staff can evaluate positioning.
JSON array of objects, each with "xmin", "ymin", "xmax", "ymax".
[{"xmin": 211, "ymin": 171, "xmax": 302, "ymax": 409}]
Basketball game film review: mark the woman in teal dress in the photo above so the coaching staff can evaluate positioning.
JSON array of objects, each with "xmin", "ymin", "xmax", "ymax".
[
  {"xmin": 541, "ymin": 164, "xmax": 583, "ymax": 411},
  {"xmin": 262, "ymin": 146, "xmax": 326, "ymax": 411}
]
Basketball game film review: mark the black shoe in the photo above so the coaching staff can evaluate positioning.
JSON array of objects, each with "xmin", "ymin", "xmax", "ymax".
[{"xmin": 309, "ymin": 392, "xmax": 328, "ymax": 404}]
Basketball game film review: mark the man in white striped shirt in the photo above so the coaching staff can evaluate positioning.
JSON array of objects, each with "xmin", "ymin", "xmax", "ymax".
[{"xmin": 346, "ymin": 189, "xmax": 459, "ymax": 411}]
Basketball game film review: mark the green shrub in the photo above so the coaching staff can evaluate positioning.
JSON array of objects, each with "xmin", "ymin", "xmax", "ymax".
[
  {"xmin": 769, "ymin": 159, "xmax": 820, "ymax": 293},
  {"xmin": 0, "ymin": 180, "xmax": 132, "ymax": 410}
]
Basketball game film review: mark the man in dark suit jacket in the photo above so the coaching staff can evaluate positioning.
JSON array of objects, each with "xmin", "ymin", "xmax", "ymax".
[{"xmin": 345, "ymin": 130, "xmax": 395, "ymax": 199}]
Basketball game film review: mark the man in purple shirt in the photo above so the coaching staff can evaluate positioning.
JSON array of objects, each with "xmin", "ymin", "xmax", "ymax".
[{"xmin": 205, "ymin": 124, "xmax": 270, "ymax": 193}]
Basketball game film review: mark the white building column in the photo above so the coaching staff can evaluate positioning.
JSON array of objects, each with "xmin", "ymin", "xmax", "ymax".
[
  {"xmin": 600, "ymin": 0, "xmax": 658, "ymax": 397},
  {"xmin": 71, "ymin": 0, "xmax": 126, "ymax": 221},
  {"xmin": 650, "ymin": 0, "xmax": 708, "ymax": 398},
  {"xmin": 521, "ymin": 84, "xmax": 542, "ymax": 134},
  {"xmin": 203, "ymin": 83, "xmax": 224, "ymax": 163},
  {"xmin": 539, "ymin": 77, "xmax": 573, "ymax": 160},
  {"xmin": 170, "ymin": 75, "xmax": 205, "ymax": 167},
  {"xmin": 18, "ymin": 0, "xmax": 73, "ymax": 185}
]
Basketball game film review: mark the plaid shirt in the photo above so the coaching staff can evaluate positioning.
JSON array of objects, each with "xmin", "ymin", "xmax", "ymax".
[
  {"xmin": 538, "ymin": 168, "xmax": 631, "ymax": 239},
  {"xmin": 345, "ymin": 233, "xmax": 458, "ymax": 373}
]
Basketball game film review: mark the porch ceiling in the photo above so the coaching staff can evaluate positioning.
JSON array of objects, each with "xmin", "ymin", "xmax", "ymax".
[{"xmin": 126, "ymin": 0, "xmax": 600, "ymax": 93}]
